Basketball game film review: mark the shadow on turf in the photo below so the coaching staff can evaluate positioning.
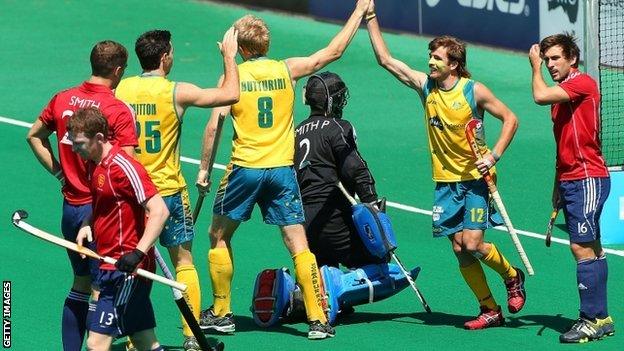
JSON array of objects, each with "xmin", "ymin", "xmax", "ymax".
[
  {"xmin": 507, "ymin": 313, "xmax": 575, "ymax": 335},
  {"xmin": 336, "ymin": 311, "xmax": 469, "ymax": 329},
  {"xmin": 110, "ymin": 336, "xmax": 225, "ymax": 351},
  {"xmin": 334, "ymin": 310, "xmax": 575, "ymax": 334}
]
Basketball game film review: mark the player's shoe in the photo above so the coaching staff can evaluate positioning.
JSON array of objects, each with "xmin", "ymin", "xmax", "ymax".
[
  {"xmin": 504, "ymin": 267, "xmax": 526, "ymax": 313},
  {"xmin": 199, "ymin": 307, "xmax": 235, "ymax": 333},
  {"xmin": 597, "ymin": 316, "xmax": 615, "ymax": 337},
  {"xmin": 183, "ymin": 336, "xmax": 201, "ymax": 351},
  {"xmin": 308, "ymin": 320, "xmax": 335, "ymax": 340},
  {"xmin": 560, "ymin": 318, "xmax": 604, "ymax": 343},
  {"xmin": 464, "ymin": 306, "xmax": 504, "ymax": 330}
]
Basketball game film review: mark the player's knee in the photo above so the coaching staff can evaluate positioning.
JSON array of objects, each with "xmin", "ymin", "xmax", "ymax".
[
  {"xmin": 130, "ymin": 330, "xmax": 159, "ymax": 351},
  {"xmin": 85, "ymin": 336, "xmax": 106, "ymax": 351}
]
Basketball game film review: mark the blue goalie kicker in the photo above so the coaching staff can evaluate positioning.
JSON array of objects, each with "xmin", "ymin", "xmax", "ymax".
[{"xmin": 251, "ymin": 200, "xmax": 421, "ymax": 327}]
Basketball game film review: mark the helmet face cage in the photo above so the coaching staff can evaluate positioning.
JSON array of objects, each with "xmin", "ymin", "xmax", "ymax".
[{"xmin": 306, "ymin": 72, "xmax": 349, "ymax": 118}]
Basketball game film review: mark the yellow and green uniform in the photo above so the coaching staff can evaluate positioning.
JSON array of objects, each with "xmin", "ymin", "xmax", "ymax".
[
  {"xmin": 230, "ymin": 57, "xmax": 295, "ymax": 168},
  {"xmin": 115, "ymin": 74, "xmax": 185, "ymax": 196},
  {"xmin": 422, "ymin": 77, "xmax": 495, "ymax": 182},
  {"xmin": 116, "ymin": 74, "xmax": 201, "ymax": 337}
]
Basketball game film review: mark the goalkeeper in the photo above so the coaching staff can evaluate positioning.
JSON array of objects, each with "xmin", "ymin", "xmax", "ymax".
[{"xmin": 250, "ymin": 72, "xmax": 420, "ymax": 327}]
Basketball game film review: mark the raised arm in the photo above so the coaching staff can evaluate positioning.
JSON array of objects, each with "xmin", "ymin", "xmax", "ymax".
[
  {"xmin": 285, "ymin": 0, "xmax": 370, "ymax": 81},
  {"xmin": 26, "ymin": 119, "xmax": 64, "ymax": 182},
  {"xmin": 365, "ymin": 0, "xmax": 427, "ymax": 92},
  {"xmin": 528, "ymin": 44, "xmax": 570, "ymax": 105},
  {"xmin": 474, "ymin": 82, "xmax": 518, "ymax": 174},
  {"xmin": 175, "ymin": 27, "xmax": 240, "ymax": 112}
]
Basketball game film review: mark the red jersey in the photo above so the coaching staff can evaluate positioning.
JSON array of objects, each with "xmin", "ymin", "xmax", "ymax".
[
  {"xmin": 91, "ymin": 146, "xmax": 158, "ymax": 270},
  {"xmin": 39, "ymin": 81, "xmax": 138, "ymax": 205},
  {"xmin": 551, "ymin": 70, "xmax": 608, "ymax": 181}
]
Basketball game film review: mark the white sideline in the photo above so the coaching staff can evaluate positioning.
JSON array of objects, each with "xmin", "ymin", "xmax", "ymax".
[{"xmin": 4, "ymin": 115, "xmax": 623, "ymax": 258}]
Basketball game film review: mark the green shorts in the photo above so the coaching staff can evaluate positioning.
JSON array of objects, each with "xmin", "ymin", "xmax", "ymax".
[
  {"xmin": 432, "ymin": 179, "xmax": 503, "ymax": 237},
  {"xmin": 160, "ymin": 188, "xmax": 195, "ymax": 247}
]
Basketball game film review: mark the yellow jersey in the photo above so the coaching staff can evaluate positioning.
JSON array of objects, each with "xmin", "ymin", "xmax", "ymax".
[
  {"xmin": 230, "ymin": 58, "xmax": 295, "ymax": 168},
  {"xmin": 422, "ymin": 77, "xmax": 494, "ymax": 182},
  {"xmin": 115, "ymin": 74, "xmax": 185, "ymax": 196}
]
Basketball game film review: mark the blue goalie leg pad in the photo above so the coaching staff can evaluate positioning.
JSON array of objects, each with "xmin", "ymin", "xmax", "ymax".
[
  {"xmin": 251, "ymin": 268, "xmax": 296, "ymax": 327},
  {"xmin": 338, "ymin": 263, "xmax": 421, "ymax": 308},
  {"xmin": 320, "ymin": 265, "xmax": 345, "ymax": 325}
]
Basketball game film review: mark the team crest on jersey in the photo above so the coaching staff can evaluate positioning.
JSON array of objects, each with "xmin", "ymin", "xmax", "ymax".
[
  {"xmin": 97, "ymin": 174, "xmax": 106, "ymax": 188},
  {"xmin": 451, "ymin": 101, "xmax": 463, "ymax": 110},
  {"xmin": 429, "ymin": 116, "xmax": 444, "ymax": 131}
]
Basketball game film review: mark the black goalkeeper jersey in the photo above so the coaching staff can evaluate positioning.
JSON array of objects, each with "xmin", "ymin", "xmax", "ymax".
[{"xmin": 294, "ymin": 115, "xmax": 377, "ymax": 206}]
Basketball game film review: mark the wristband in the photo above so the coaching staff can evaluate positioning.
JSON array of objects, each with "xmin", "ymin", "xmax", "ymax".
[
  {"xmin": 366, "ymin": 13, "xmax": 376, "ymax": 21},
  {"xmin": 491, "ymin": 150, "xmax": 500, "ymax": 161}
]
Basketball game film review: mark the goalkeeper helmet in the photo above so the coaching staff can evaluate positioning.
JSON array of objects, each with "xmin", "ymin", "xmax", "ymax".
[{"xmin": 304, "ymin": 71, "xmax": 349, "ymax": 118}]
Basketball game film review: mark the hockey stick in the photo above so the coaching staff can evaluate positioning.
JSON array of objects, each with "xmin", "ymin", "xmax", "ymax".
[
  {"xmin": 153, "ymin": 248, "xmax": 224, "ymax": 351},
  {"xmin": 545, "ymin": 208, "xmax": 559, "ymax": 247},
  {"xmin": 193, "ymin": 113, "xmax": 226, "ymax": 223},
  {"xmin": 337, "ymin": 183, "xmax": 432, "ymax": 313},
  {"xmin": 465, "ymin": 119, "xmax": 534, "ymax": 275},
  {"xmin": 10, "ymin": 210, "xmax": 187, "ymax": 292}
]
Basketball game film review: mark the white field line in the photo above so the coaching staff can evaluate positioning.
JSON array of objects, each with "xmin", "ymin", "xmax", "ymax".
[{"xmin": 4, "ymin": 115, "xmax": 623, "ymax": 257}]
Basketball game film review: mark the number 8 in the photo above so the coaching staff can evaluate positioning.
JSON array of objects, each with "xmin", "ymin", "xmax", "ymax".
[{"xmin": 258, "ymin": 96, "xmax": 273, "ymax": 128}]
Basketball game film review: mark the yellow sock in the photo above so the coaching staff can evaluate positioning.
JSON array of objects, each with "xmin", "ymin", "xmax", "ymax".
[
  {"xmin": 208, "ymin": 248, "xmax": 233, "ymax": 316},
  {"xmin": 480, "ymin": 243, "xmax": 517, "ymax": 280},
  {"xmin": 176, "ymin": 264, "xmax": 201, "ymax": 337},
  {"xmin": 459, "ymin": 261, "xmax": 497, "ymax": 310},
  {"xmin": 293, "ymin": 250, "xmax": 327, "ymax": 324}
]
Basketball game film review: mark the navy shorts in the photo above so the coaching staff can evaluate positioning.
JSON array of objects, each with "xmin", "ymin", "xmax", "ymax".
[
  {"xmin": 213, "ymin": 164, "xmax": 305, "ymax": 226},
  {"xmin": 559, "ymin": 177, "xmax": 610, "ymax": 243},
  {"xmin": 88, "ymin": 270, "xmax": 156, "ymax": 337},
  {"xmin": 432, "ymin": 180, "xmax": 503, "ymax": 237},
  {"xmin": 160, "ymin": 188, "xmax": 195, "ymax": 247},
  {"xmin": 61, "ymin": 200, "xmax": 99, "ymax": 279}
]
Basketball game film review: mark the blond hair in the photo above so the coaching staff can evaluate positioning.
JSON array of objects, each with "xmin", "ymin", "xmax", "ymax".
[{"xmin": 233, "ymin": 15, "xmax": 270, "ymax": 56}]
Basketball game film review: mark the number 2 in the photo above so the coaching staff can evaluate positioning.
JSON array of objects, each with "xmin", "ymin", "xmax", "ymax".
[{"xmin": 298, "ymin": 138, "xmax": 310, "ymax": 169}]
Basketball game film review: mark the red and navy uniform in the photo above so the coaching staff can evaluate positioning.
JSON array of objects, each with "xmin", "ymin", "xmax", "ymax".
[
  {"xmin": 39, "ymin": 81, "xmax": 137, "ymax": 205},
  {"xmin": 552, "ymin": 68, "xmax": 610, "ymax": 322},
  {"xmin": 552, "ymin": 69, "xmax": 608, "ymax": 181},
  {"xmin": 40, "ymin": 81, "xmax": 138, "ymax": 280},
  {"xmin": 89, "ymin": 146, "xmax": 159, "ymax": 337},
  {"xmin": 91, "ymin": 145, "xmax": 158, "ymax": 270}
]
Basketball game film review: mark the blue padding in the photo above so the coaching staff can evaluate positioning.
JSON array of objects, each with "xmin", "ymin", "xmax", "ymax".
[
  {"xmin": 335, "ymin": 263, "xmax": 420, "ymax": 309},
  {"xmin": 320, "ymin": 265, "xmax": 343, "ymax": 324},
  {"xmin": 352, "ymin": 204, "xmax": 398, "ymax": 259},
  {"xmin": 251, "ymin": 268, "xmax": 295, "ymax": 327}
]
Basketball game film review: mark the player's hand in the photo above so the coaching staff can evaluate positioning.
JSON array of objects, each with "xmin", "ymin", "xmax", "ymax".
[
  {"xmin": 76, "ymin": 225, "xmax": 93, "ymax": 259},
  {"xmin": 356, "ymin": 0, "xmax": 371, "ymax": 15},
  {"xmin": 196, "ymin": 169, "xmax": 212, "ymax": 195},
  {"xmin": 219, "ymin": 27, "xmax": 239, "ymax": 60},
  {"xmin": 528, "ymin": 44, "xmax": 542, "ymax": 68},
  {"xmin": 115, "ymin": 249, "xmax": 146, "ymax": 273},
  {"xmin": 366, "ymin": 0, "xmax": 376, "ymax": 16},
  {"xmin": 551, "ymin": 188, "xmax": 561, "ymax": 210},
  {"xmin": 476, "ymin": 153, "xmax": 496, "ymax": 175}
]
